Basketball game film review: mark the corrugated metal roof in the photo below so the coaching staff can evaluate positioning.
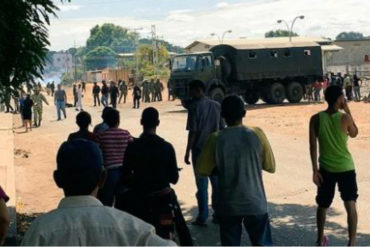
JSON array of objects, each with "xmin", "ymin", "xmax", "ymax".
[
  {"xmin": 186, "ymin": 37, "xmax": 332, "ymax": 49},
  {"xmin": 321, "ymin": 44, "xmax": 343, "ymax": 52},
  {"xmin": 219, "ymin": 41, "xmax": 320, "ymax": 50}
]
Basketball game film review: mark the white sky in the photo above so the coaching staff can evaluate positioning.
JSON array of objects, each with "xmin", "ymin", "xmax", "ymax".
[{"xmin": 49, "ymin": 0, "xmax": 370, "ymax": 50}]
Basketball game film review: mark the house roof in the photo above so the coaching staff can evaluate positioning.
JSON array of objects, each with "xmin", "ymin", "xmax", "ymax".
[{"xmin": 185, "ymin": 37, "xmax": 333, "ymax": 50}]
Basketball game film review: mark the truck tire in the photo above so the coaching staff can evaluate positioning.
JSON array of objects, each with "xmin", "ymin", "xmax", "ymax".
[
  {"xmin": 209, "ymin": 87, "xmax": 225, "ymax": 103},
  {"xmin": 244, "ymin": 91, "xmax": 260, "ymax": 105},
  {"xmin": 269, "ymin": 83, "xmax": 286, "ymax": 104},
  {"xmin": 286, "ymin": 82, "xmax": 303, "ymax": 103}
]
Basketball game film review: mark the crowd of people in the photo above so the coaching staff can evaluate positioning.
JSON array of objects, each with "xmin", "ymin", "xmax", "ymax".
[
  {"xmin": 0, "ymin": 79, "xmax": 360, "ymax": 246},
  {"xmin": 305, "ymin": 72, "xmax": 365, "ymax": 102},
  {"xmin": 0, "ymin": 77, "xmax": 362, "ymax": 246}
]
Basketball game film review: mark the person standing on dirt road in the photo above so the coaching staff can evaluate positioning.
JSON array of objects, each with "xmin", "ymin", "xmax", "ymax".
[
  {"xmin": 101, "ymin": 80, "xmax": 109, "ymax": 107},
  {"xmin": 133, "ymin": 84, "xmax": 142, "ymax": 109},
  {"xmin": 54, "ymin": 84, "xmax": 67, "ymax": 121},
  {"xmin": 109, "ymin": 81, "xmax": 119, "ymax": 109},
  {"xmin": 92, "ymin": 82, "xmax": 101, "ymax": 107},
  {"xmin": 309, "ymin": 85, "xmax": 359, "ymax": 246},
  {"xmin": 184, "ymin": 80, "xmax": 224, "ymax": 226},
  {"xmin": 31, "ymin": 89, "xmax": 49, "ymax": 127}
]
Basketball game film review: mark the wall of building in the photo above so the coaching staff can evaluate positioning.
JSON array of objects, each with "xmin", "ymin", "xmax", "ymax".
[{"xmin": 326, "ymin": 39, "xmax": 370, "ymax": 75}]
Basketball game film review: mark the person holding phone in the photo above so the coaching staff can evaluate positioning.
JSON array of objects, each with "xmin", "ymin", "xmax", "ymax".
[{"xmin": 309, "ymin": 85, "xmax": 359, "ymax": 246}]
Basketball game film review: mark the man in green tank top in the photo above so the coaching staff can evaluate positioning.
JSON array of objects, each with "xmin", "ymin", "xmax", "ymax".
[{"xmin": 309, "ymin": 85, "xmax": 359, "ymax": 246}]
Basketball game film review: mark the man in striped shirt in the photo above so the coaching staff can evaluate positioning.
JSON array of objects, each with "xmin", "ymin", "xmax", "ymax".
[{"xmin": 98, "ymin": 108, "xmax": 133, "ymax": 206}]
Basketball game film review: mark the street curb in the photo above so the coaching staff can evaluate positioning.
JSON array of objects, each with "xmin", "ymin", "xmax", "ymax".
[{"xmin": 0, "ymin": 113, "xmax": 17, "ymax": 244}]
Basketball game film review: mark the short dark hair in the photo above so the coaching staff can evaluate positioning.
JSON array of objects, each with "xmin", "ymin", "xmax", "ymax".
[
  {"xmin": 55, "ymin": 140, "xmax": 104, "ymax": 196},
  {"xmin": 104, "ymin": 108, "xmax": 120, "ymax": 127},
  {"xmin": 141, "ymin": 107, "xmax": 159, "ymax": 129},
  {"xmin": 189, "ymin": 80, "xmax": 205, "ymax": 92},
  {"xmin": 324, "ymin": 85, "xmax": 343, "ymax": 107},
  {"xmin": 221, "ymin": 95, "xmax": 246, "ymax": 125},
  {"xmin": 76, "ymin": 111, "xmax": 91, "ymax": 129},
  {"xmin": 102, "ymin": 107, "xmax": 113, "ymax": 121}
]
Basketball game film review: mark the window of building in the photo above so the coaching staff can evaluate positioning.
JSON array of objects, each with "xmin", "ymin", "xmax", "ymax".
[
  {"xmin": 270, "ymin": 51, "xmax": 278, "ymax": 58},
  {"xmin": 249, "ymin": 51, "xmax": 257, "ymax": 59},
  {"xmin": 304, "ymin": 50, "xmax": 311, "ymax": 56}
]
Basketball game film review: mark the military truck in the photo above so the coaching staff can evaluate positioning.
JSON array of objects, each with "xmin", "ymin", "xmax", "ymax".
[{"xmin": 169, "ymin": 40, "xmax": 323, "ymax": 106}]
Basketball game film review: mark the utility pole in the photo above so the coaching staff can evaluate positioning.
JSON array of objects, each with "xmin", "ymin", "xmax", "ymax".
[
  {"xmin": 151, "ymin": 25, "xmax": 158, "ymax": 76},
  {"xmin": 127, "ymin": 27, "xmax": 143, "ymax": 82},
  {"xmin": 74, "ymin": 40, "xmax": 77, "ymax": 83}
]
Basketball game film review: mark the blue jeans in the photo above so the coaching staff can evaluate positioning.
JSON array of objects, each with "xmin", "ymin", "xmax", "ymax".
[
  {"xmin": 219, "ymin": 214, "xmax": 273, "ymax": 246},
  {"xmin": 98, "ymin": 168, "xmax": 121, "ymax": 206},
  {"xmin": 192, "ymin": 152, "xmax": 218, "ymax": 222},
  {"xmin": 101, "ymin": 95, "xmax": 108, "ymax": 107},
  {"xmin": 56, "ymin": 101, "xmax": 66, "ymax": 120}
]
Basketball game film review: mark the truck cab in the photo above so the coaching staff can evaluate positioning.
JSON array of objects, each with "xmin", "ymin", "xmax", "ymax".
[{"xmin": 169, "ymin": 52, "xmax": 223, "ymax": 104}]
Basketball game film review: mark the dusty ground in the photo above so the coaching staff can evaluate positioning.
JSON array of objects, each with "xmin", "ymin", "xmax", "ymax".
[{"xmin": 13, "ymin": 84, "xmax": 370, "ymax": 245}]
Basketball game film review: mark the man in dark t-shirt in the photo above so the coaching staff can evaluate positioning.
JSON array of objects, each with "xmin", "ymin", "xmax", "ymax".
[
  {"xmin": 109, "ymin": 82, "xmax": 119, "ymax": 109},
  {"xmin": 68, "ymin": 111, "xmax": 98, "ymax": 142},
  {"xmin": 92, "ymin": 82, "xmax": 101, "ymax": 107}
]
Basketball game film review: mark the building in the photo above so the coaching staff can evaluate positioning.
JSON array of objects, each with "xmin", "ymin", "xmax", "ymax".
[{"xmin": 326, "ymin": 39, "xmax": 370, "ymax": 76}]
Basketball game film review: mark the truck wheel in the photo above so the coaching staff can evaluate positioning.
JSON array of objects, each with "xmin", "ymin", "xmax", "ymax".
[
  {"xmin": 244, "ymin": 91, "xmax": 260, "ymax": 105},
  {"xmin": 209, "ymin": 87, "xmax": 225, "ymax": 103},
  {"xmin": 269, "ymin": 83, "xmax": 286, "ymax": 104},
  {"xmin": 286, "ymin": 82, "xmax": 303, "ymax": 103}
]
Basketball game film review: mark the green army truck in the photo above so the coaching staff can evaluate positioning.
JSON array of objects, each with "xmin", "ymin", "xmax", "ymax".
[{"xmin": 169, "ymin": 40, "xmax": 323, "ymax": 106}]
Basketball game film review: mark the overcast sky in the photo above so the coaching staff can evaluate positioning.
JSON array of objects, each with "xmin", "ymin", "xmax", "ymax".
[{"xmin": 50, "ymin": 0, "xmax": 370, "ymax": 51}]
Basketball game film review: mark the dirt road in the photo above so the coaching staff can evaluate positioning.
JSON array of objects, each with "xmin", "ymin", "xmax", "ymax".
[{"xmin": 13, "ymin": 85, "xmax": 370, "ymax": 245}]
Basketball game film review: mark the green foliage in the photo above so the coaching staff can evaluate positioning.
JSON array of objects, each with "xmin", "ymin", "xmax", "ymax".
[
  {"xmin": 139, "ymin": 38, "xmax": 184, "ymax": 53},
  {"xmin": 84, "ymin": 46, "xmax": 118, "ymax": 70},
  {"xmin": 336, "ymin": 32, "xmax": 366, "ymax": 40},
  {"xmin": 136, "ymin": 44, "xmax": 170, "ymax": 77},
  {"xmin": 0, "ymin": 0, "xmax": 64, "ymax": 93},
  {"xmin": 86, "ymin": 23, "xmax": 138, "ymax": 53},
  {"xmin": 265, "ymin": 29, "xmax": 298, "ymax": 38}
]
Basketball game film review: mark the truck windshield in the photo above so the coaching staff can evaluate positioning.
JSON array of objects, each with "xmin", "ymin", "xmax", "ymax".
[{"xmin": 172, "ymin": 55, "xmax": 199, "ymax": 72}]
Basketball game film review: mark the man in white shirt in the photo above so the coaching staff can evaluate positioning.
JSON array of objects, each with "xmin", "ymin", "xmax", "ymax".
[{"xmin": 21, "ymin": 139, "xmax": 175, "ymax": 246}]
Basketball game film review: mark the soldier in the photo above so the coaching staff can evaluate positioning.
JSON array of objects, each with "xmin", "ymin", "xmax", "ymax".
[
  {"xmin": 72, "ymin": 84, "xmax": 78, "ymax": 107},
  {"xmin": 50, "ymin": 81, "xmax": 55, "ymax": 96},
  {"xmin": 46, "ymin": 83, "xmax": 51, "ymax": 96},
  {"xmin": 149, "ymin": 79, "xmax": 155, "ymax": 102},
  {"xmin": 141, "ymin": 80, "xmax": 149, "ymax": 103},
  {"xmin": 4, "ymin": 88, "xmax": 14, "ymax": 113},
  {"xmin": 155, "ymin": 79, "xmax": 164, "ymax": 101},
  {"xmin": 31, "ymin": 89, "xmax": 49, "ymax": 127},
  {"xmin": 118, "ymin": 80, "xmax": 128, "ymax": 104}
]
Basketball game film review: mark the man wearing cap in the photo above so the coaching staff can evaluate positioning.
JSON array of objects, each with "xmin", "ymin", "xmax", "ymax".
[{"xmin": 21, "ymin": 139, "xmax": 175, "ymax": 246}]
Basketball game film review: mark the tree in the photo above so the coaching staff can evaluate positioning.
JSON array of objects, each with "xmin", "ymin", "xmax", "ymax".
[
  {"xmin": 265, "ymin": 29, "xmax": 298, "ymax": 38},
  {"xmin": 86, "ymin": 23, "xmax": 138, "ymax": 53},
  {"xmin": 0, "ymin": 0, "xmax": 65, "ymax": 94},
  {"xmin": 84, "ymin": 46, "xmax": 118, "ymax": 70},
  {"xmin": 136, "ymin": 44, "xmax": 169, "ymax": 77},
  {"xmin": 336, "ymin": 32, "xmax": 365, "ymax": 40}
]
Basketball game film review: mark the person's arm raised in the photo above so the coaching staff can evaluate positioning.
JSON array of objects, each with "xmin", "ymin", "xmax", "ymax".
[{"xmin": 341, "ymin": 100, "xmax": 358, "ymax": 138}]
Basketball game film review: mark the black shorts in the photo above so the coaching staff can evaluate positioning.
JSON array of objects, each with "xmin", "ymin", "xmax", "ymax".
[{"xmin": 316, "ymin": 169, "xmax": 358, "ymax": 208}]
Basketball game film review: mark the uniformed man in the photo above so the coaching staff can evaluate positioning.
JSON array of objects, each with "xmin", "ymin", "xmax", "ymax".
[
  {"xmin": 149, "ymin": 79, "xmax": 155, "ymax": 102},
  {"xmin": 141, "ymin": 80, "xmax": 149, "ymax": 103},
  {"xmin": 155, "ymin": 79, "xmax": 163, "ymax": 102},
  {"xmin": 31, "ymin": 89, "xmax": 49, "ymax": 127},
  {"xmin": 4, "ymin": 88, "xmax": 14, "ymax": 113},
  {"xmin": 118, "ymin": 80, "xmax": 128, "ymax": 104}
]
